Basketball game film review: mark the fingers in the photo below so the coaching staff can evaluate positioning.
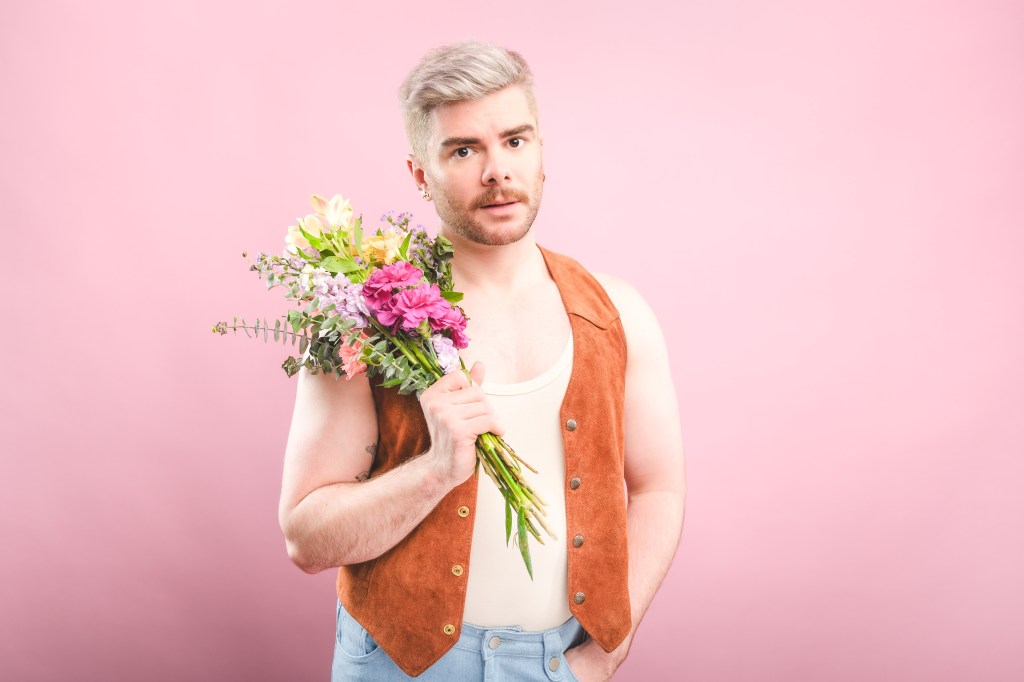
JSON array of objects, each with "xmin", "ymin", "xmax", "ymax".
[{"xmin": 468, "ymin": 361, "xmax": 485, "ymax": 387}]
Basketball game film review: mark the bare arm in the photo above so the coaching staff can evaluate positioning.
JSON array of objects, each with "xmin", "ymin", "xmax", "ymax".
[
  {"xmin": 278, "ymin": 363, "xmax": 499, "ymax": 573},
  {"xmin": 566, "ymin": 274, "xmax": 687, "ymax": 680}
]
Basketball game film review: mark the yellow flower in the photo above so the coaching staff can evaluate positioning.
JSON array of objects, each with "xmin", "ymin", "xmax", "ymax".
[
  {"xmin": 285, "ymin": 214, "xmax": 329, "ymax": 256},
  {"xmin": 310, "ymin": 193, "xmax": 354, "ymax": 231},
  {"xmin": 284, "ymin": 224, "xmax": 310, "ymax": 255},
  {"xmin": 363, "ymin": 231, "xmax": 405, "ymax": 265}
]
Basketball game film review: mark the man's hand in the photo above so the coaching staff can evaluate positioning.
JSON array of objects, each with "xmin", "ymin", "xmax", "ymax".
[
  {"xmin": 564, "ymin": 638, "xmax": 627, "ymax": 682},
  {"xmin": 418, "ymin": 361, "xmax": 503, "ymax": 487}
]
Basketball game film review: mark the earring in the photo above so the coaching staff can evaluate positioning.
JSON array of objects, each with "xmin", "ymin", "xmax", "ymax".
[{"xmin": 420, "ymin": 187, "xmax": 431, "ymax": 201}]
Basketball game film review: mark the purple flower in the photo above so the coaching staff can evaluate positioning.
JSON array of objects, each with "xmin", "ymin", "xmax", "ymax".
[
  {"xmin": 313, "ymin": 271, "xmax": 369, "ymax": 326},
  {"xmin": 431, "ymin": 334, "xmax": 460, "ymax": 375}
]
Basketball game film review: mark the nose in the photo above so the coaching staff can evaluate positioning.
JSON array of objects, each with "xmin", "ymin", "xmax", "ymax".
[{"xmin": 481, "ymin": 147, "xmax": 512, "ymax": 185}]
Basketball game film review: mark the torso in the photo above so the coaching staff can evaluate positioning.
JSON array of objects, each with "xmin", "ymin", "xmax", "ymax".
[
  {"xmin": 455, "ymin": 260, "xmax": 571, "ymax": 384},
  {"xmin": 450, "ymin": 244, "xmax": 575, "ymax": 628},
  {"xmin": 463, "ymin": 330, "xmax": 574, "ymax": 629}
]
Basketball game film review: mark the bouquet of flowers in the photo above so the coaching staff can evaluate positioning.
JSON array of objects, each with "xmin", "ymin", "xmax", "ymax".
[{"xmin": 212, "ymin": 193, "xmax": 554, "ymax": 576}]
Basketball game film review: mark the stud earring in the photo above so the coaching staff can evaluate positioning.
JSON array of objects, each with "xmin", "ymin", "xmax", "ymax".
[{"xmin": 420, "ymin": 187, "xmax": 431, "ymax": 201}]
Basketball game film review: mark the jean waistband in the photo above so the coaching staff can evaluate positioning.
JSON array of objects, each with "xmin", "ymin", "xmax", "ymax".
[{"xmin": 453, "ymin": 615, "xmax": 585, "ymax": 658}]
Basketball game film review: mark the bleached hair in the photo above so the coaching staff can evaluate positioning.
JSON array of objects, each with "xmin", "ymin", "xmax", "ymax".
[{"xmin": 398, "ymin": 41, "xmax": 537, "ymax": 161}]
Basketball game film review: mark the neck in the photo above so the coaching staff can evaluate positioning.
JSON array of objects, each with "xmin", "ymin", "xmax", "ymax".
[{"xmin": 440, "ymin": 229, "xmax": 548, "ymax": 294}]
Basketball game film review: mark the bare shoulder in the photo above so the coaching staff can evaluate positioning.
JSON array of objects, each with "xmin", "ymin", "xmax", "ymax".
[
  {"xmin": 593, "ymin": 272, "xmax": 666, "ymax": 348},
  {"xmin": 279, "ymin": 367, "xmax": 379, "ymax": 522}
]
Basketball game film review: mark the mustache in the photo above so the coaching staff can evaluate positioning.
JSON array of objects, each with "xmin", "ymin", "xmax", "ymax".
[{"xmin": 471, "ymin": 187, "xmax": 530, "ymax": 209}]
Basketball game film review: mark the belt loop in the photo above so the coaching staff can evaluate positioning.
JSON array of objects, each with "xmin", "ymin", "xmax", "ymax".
[{"xmin": 542, "ymin": 627, "xmax": 564, "ymax": 681}]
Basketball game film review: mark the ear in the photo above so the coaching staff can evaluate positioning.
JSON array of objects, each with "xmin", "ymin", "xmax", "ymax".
[{"xmin": 407, "ymin": 154, "xmax": 429, "ymax": 193}]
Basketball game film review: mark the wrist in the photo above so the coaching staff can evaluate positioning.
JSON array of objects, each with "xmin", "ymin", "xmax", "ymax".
[
  {"xmin": 581, "ymin": 637, "xmax": 628, "ymax": 674},
  {"xmin": 417, "ymin": 448, "xmax": 457, "ymax": 494}
]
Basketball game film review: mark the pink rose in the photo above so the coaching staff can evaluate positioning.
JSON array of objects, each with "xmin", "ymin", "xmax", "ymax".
[
  {"xmin": 430, "ymin": 306, "xmax": 470, "ymax": 349},
  {"xmin": 362, "ymin": 262, "xmax": 423, "ymax": 308},
  {"xmin": 391, "ymin": 283, "xmax": 451, "ymax": 332}
]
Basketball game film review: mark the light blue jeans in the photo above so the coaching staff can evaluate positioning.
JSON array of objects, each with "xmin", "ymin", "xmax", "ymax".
[{"xmin": 332, "ymin": 599, "xmax": 587, "ymax": 681}]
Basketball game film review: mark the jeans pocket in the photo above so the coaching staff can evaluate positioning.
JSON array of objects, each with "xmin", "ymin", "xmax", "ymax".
[
  {"xmin": 562, "ymin": 653, "xmax": 582, "ymax": 682},
  {"xmin": 336, "ymin": 601, "xmax": 382, "ymax": 660}
]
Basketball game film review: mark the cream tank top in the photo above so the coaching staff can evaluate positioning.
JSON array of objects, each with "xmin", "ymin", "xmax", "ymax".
[{"xmin": 463, "ymin": 331, "xmax": 574, "ymax": 631}]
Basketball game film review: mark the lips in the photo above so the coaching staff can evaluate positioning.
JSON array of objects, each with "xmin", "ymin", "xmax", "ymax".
[{"xmin": 483, "ymin": 200, "xmax": 517, "ymax": 208}]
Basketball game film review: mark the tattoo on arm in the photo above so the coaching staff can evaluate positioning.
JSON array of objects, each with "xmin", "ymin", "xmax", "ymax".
[{"xmin": 355, "ymin": 443, "xmax": 377, "ymax": 482}]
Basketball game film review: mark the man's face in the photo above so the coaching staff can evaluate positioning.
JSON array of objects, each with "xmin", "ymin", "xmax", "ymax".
[{"xmin": 420, "ymin": 86, "xmax": 544, "ymax": 246}]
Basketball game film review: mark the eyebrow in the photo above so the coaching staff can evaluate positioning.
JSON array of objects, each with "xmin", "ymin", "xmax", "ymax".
[{"xmin": 439, "ymin": 124, "xmax": 536, "ymax": 149}]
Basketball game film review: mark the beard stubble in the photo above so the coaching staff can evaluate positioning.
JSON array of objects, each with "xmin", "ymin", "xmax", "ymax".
[{"xmin": 434, "ymin": 170, "xmax": 545, "ymax": 247}]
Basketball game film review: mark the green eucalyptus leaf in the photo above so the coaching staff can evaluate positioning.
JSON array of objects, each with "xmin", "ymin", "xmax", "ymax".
[{"xmin": 440, "ymin": 290, "xmax": 464, "ymax": 303}]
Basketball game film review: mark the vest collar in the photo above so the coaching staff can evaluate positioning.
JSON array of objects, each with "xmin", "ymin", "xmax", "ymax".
[{"xmin": 538, "ymin": 244, "xmax": 620, "ymax": 330}]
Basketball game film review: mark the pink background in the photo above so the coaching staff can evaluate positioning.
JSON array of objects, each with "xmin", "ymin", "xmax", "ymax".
[{"xmin": 2, "ymin": 1, "xmax": 1022, "ymax": 680}]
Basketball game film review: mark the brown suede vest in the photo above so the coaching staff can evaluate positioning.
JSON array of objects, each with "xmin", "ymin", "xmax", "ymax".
[{"xmin": 336, "ymin": 245, "xmax": 631, "ymax": 677}]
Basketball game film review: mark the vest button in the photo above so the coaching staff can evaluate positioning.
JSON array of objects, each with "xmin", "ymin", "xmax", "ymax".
[
  {"xmin": 574, "ymin": 592, "xmax": 586, "ymax": 604},
  {"xmin": 573, "ymin": 534, "xmax": 584, "ymax": 548},
  {"xmin": 549, "ymin": 657, "xmax": 561, "ymax": 671},
  {"xmin": 566, "ymin": 418, "xmax": 578, "ymax": 431},
  {"xmin": 451, "ymin": 564, "xmax": 464, "ymax": 577},
  {"xmin": 570, "ymin": 477, "xmax": 581, "ymax": 490},
  {"xmin": 458, "ymin": 506, "xmax": 470, "ymax": 517},
  {"xmin": 488, "ymin": 636, "xmax": 501, "ymax": 650},
  {"xmin": 443, "ymin": 623, "xmax": 456, "ymax": 636}
]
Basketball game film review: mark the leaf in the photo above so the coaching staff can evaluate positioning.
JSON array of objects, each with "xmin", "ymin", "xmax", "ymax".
[
  {"xmin": 353, "ymin": 221, "xmax": 363, "ymax": 256},
  {"xmin": 299, "ymin": 335, "xmax": 309, "ymax": 354},
  {"xmin": 274, "ymin": 319, "xmax": 281, "ymax": 342},
  {"xmin": 440, "ymin": 290, "xmax": 464, "ymax": 303},
  {"xmin": 380, "ymin": 376, "xmax": 403, "ymax": 387},
  {"xmin": 320, "ymin": 256, "xmax": 358, "ymax": 274},
  {"xmin": 399, "ymin": 231, "xmax": 412, "ymax": 260},
  {"xmin": 505, "ymin": 497, "xmax": 512, "ymax": 546},
  {"xmin": 287, "ymin": 309, "xmax": 304, "ymax": 333},
  {"xmin": 517, "ymin": 507, "xmax": 533, "ymax": 579},
  {"xmin": 298, "ymin": 223, "xmax": 322, "ymax": 250}
]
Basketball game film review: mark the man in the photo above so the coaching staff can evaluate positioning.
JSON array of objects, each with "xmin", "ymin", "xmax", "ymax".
[{"xmin": 278, "ymin": 42, "xmax": 685, "ymax": 681}]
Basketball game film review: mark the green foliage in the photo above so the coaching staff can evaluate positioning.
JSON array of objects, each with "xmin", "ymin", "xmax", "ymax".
[{"xmin": 320, "ymin": 255, "xmax": 359, "ymax": 274}]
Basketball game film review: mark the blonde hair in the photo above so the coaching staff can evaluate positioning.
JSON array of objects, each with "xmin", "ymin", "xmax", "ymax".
[{"xmin": 398, "ymin": 41, "xmax": 537, "ymax": 161}]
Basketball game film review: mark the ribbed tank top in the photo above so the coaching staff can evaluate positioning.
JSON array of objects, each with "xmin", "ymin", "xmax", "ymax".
[{"xmin": 463, "ymin": 331, "xmax": 574, "ymax": 630}]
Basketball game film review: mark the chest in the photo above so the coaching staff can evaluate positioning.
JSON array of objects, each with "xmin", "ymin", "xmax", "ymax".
[{"xmin": 457, "ymin": 281, "xmax": 571, "ymax": 384}]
